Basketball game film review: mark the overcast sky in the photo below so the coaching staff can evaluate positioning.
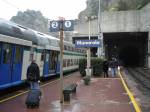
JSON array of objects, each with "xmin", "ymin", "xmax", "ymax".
[{"xmin": 0, "ymin": 0, "xmax": 87, "ymax": 20}]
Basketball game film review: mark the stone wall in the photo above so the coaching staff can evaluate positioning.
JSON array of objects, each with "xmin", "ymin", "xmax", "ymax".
[
  {"xmin": 74, "ymin": 3, "xmax": 150, "ymax": 34},
  {"xmin": 74, "ymin": 2, "xmax": 150, "ymax": 68}
]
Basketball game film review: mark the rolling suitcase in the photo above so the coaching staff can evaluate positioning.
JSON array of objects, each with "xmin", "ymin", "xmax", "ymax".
[{"xmin": 25, "ymin": 90, "xmax": 41, "ymax": 108}]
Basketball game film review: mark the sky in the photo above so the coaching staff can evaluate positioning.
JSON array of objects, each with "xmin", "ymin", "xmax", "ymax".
[{"xmin": 0, "ymin": 0, "xmax": 87, "ymax": 20}]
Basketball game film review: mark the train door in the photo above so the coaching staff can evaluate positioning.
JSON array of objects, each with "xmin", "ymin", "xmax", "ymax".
[
  {"xmin": 43, "ymin": 50, "xmax": 49, "ymax": 76},
  {"xmin": 43, "ymin": 50, "xmax": 59, "ymax": 76},
  {"xmin": 49, "ymin": 51, "xmax": 58, "ymax": 74},
  {"xmin": 0, "ymin": 43, "xmax": 23, "ymax": 87},
  {"xmin": 11, "ymin": 45, "xmax": 23, "ymax": 82}
]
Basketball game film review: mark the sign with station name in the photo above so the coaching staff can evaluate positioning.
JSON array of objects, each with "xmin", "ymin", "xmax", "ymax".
[{"xmin": 75, "ymin": 39, "xmax": 101, "ymax": 48}]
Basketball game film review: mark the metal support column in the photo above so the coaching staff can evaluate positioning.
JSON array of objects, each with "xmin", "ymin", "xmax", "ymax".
[
  {"xmin": 59, "ymin": 20, "xmax": 64, "ymax": 103},
  {"xmin": 86, "ymin": 17, "xmax": 91, "ymax": 77}
]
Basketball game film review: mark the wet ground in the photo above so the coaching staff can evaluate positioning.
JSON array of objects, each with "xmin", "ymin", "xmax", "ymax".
[{"xmin": 0, "ymin": 72, "xmax": 136, "ymax": 112}]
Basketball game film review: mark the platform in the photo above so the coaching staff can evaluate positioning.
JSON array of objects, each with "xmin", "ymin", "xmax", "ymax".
[{"xmin": 0, "ymin": 72, "xmax": 136, "ymax": 112}]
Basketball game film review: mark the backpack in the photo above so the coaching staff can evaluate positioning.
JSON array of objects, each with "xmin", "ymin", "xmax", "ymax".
[
  {"xmin": 27, "ymin": 64, "xmax": 36, "ymax": 81},
  {"xmin": 28, "ymin": 72, "xmax": 36, "ymax": 81}
]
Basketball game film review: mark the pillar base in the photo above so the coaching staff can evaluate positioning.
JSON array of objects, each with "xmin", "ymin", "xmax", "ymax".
[{"xmin": 85, "ymin": 68, "xmax": 92, "ymax": 77}]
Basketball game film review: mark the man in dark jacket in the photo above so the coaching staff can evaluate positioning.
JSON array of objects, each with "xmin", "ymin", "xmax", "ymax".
[
  {"xmin": 109, "ymin": 58, "xmax": 118, "ymax": 77},
  {"xmin": 27, "ymin": 60, "xmax": 40, "ymax": 90},
  {"xmin": 102, "ymin": 59, "xmax": 109, "ymax": 78}
]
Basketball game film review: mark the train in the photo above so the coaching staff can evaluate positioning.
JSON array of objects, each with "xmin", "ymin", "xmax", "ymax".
[{"xmin": 0, "ymin": 18, "xmax": 86, "ymax": 90}]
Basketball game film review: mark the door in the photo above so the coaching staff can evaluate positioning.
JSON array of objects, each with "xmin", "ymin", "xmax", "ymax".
[
  {"xmin": 49, "ymin": 51, "xmax": 58, "ymax": 74},
  {"xmin": 11, "ymin": 45, "xmax": 23, "ymax": 83},
  {"xmin": 43, "ymin": 50, "xmax": 59, "ymax": 76},
  {"xmin": 0, "ymin": 43, "xmax": 23, "ymax": 87},
  {"xmin": 43, "ymin": 51, "xmax": 50, "ymax": 76}
]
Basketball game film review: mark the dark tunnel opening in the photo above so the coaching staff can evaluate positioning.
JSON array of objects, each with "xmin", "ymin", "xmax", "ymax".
[
  {"xmin": 103, "ymin": 32, "xmax": 148, "ymax": 67},
  {"xmin": 119, "ymin": 46, "xmax": 140, "ymax": 67}
]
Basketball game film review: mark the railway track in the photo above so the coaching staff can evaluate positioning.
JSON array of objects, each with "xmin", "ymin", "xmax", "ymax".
[
  {"xmin": 127, "ymin": 67, "xmax": 150, "ymax": 91},
  {"xmin": 126, "ymin": 67, "xmax": 150, "ymax": 112}
]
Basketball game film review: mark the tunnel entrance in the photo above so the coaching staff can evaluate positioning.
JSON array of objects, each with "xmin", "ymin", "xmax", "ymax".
[
  {"xmin": 119, "ymin": 46, "xmax": 140, "ymax": 67},
  {"xmin": 103, "ymin": 32, "xmax": 148, "ymax": 67}
]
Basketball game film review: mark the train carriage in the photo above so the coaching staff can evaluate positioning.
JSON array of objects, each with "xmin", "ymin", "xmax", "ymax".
[
  {"xmin": 0, "ymin": 18, "xmax": 86, "ymax": 90},
  {"xmin": 0, "ymin": 34, "xmax": 32, "ymax": 89},
  {"xmin": 63, "ymin": 41, "xmax": 86, "ymax": 72}
]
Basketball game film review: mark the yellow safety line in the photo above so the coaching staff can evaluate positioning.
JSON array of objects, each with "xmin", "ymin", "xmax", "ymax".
[
  {"xmin": 118, "ymin": 70, "xmax": 142, "ymax": 112},
  {"xmin": 0, "ymin": 91, "xmax": 28, "ymax": 103},
  {"xmin": 0, "ymin": 78, "xmax": 60, "ymax": 103},
  {"xmin": 0, "ymin": 74, "xmax": 73, "ymax": 103}
]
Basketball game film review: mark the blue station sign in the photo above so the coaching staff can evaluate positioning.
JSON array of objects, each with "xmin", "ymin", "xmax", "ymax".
[{"xmin": 75, "ymin": 39, "xmax": 101, "ymax": 48}]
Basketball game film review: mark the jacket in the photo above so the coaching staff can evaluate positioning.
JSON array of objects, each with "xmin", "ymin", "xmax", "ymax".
[
  {"xmin": 102, "ymin": 60, "xmax": 109, "ymax": 71},
  {"xmin": 109, "ymin": 60, "xmax": 118, "ymax": 68},
  {"xmin": 27, "ymin": 62, "xmax": 40, "ymax": 81}
]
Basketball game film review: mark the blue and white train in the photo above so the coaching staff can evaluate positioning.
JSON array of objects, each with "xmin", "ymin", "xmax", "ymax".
[{"xmin": 0, "ymin": 18, "xmax": 86, "ymax": 90}]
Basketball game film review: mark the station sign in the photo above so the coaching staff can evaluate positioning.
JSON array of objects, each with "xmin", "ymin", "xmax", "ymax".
[
  {"xmin": 75, "ymin": 39, "xmax": 101, "ymax": 48},
  {"xmin": 49, "ymin": 20, "xmax": 74, "ymax": 32}
]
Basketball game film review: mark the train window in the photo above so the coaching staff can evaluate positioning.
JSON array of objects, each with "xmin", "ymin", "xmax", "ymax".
[
  {"xmin": 66, "ymin": 46, "xmax": 69, "ymax": 51},
  {"xmin": 0, "ymin": 44, "xmax": 1, "ymax": 56},
  {"xmin": 67, "ymin": 59, "xmax": 69, "ymax": 66},
  {"xmin": 30, "ymin": 54, "xmax": 34, "ymax": 61},
  {"xmin": 46, "ymin": 53, "xmax": 49, "ymax": 62},
  {"xmin": 70, "ymin": 59, "xmax": 72, "ymax": 66},
  {"xmin": 64, "ymin": 45, "xmax": 67, "ymax": 50},
  {"xmin": 76, "ymin": 59, "xmax": 78, "ymax": 65},
  {"xmin": 29, "ymin": 48, "xmax": 34, "ymax": 61},
  {"xmin": 63, "ymin": 59, "xmax": 66, "ymax": 67},
  {"xmin": 50, "ymin": 51, "xmax": 54, "ymax": 69},
  {"xmin": 41, "ymin": 50, "xmax": 45, "ymax": 61},
  {"xmin": 3, "ymin": 44, "xmax": 12, "ymax": 64},
  {"xmin": 73, "ymin": 47, "xmax": 75, "ymax": 52},
  {"xmin": 14, "ymin": 46, "xmax": 22, "ymax": 63},
  {"xmin": 67, "ymin": 46, "xmax": 70, "ymax": 51}
]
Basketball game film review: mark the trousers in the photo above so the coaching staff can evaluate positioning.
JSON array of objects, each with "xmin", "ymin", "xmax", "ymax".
[
  {"xmin": 30, "ymin": 81, "xmax": 40, "ymax": 90},
  {"xmin": 111, "ymin": 67, "xmax": 118, "ymax": 77}
]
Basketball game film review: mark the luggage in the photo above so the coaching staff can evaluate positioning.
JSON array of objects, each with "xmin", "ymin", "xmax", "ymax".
[{"xmin": 25, "ymin": 90, "xmax": 41, "ymax": 108}]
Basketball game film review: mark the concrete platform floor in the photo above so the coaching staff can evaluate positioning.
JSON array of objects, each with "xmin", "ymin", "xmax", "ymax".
[{"xmin": 0, "ymin": 72, "xmax": 135, "ymax": 112}]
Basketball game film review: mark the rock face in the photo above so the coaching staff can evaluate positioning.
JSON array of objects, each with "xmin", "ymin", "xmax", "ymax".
[
  {"xmin": 11, "ymin": 10, "xmax": 49, "ymax": 34},
  {"xmin": 10, "ymin": 10, "xmax": 72, "ymax": 41},
  {"xmin": 78, "ymin": 0, "xmax": 150, "ymax": 20},
  {"xmin": 9, "ymin": 1, "xmax": 150, "ymax": 41}
]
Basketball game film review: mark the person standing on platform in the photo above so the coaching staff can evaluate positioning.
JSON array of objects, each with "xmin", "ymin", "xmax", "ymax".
[
  {"xmin": 102, "ymin": 59, "xmax": 109, "ymax": 78},
  {"xmin": 109, "ymin": 57, "xmax": 118, "ymax": 78},
  {"xmin": 26, "ymin": 60, "xmax": 40, "ymax": 90}
]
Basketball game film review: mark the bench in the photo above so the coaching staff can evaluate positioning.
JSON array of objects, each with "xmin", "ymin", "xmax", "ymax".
[{"xmin": 63, "ymin": 83, "xmax": 77, "ymax": 102}]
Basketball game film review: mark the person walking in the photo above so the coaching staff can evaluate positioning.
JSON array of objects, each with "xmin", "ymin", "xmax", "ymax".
[
  {"xmin": 102, "ymin": 59, "xmax": 109, "ymax": 78},
  {"xmin": 109, "ymin": 57, "xmax": 118, "ymax": 78},
  {"xmin": 26, "ymin": 60, "xmax": 40, "ymax": 90}
]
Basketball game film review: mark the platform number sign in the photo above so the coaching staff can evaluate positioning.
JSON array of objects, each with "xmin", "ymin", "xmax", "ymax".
[
  {"xmin": 49, "ymin": 20, "xmax": 74, "ymax": 32},
  {"xmin": 63, "ymin": 20, "xmax": 74, "ymax": 31},
  {"xmin": 51, "ymin": 21, "xmax": 59, "ymax": 29},
  {"xmin": 49, "ymin": 21, "xmax": 60, "ymax": 32},
  {"xmin": 65, "ymin": 21, "xmax": 71, "ymax": 27}
]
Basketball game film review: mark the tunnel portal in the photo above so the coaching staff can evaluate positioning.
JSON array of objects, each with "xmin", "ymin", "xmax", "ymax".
[{"xmin": 104, "ymin": 32, "xmax": 148, "ymax": 67}]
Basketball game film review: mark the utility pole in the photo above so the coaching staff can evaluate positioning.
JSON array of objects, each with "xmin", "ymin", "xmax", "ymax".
[
  {"xmin": 49, "ymin": 18, "xmax": 74, "ymax": 103},
  {"xmin": 86, "ymin": 17, "xmax": 91, "ymax": 77},
  {"xmin": 59, "ymin": 20, "xmax": 64, "ymax": 103},
  {"xmin": 97, "ymin": 0, "xmax": 104, "ymax": 58}
]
